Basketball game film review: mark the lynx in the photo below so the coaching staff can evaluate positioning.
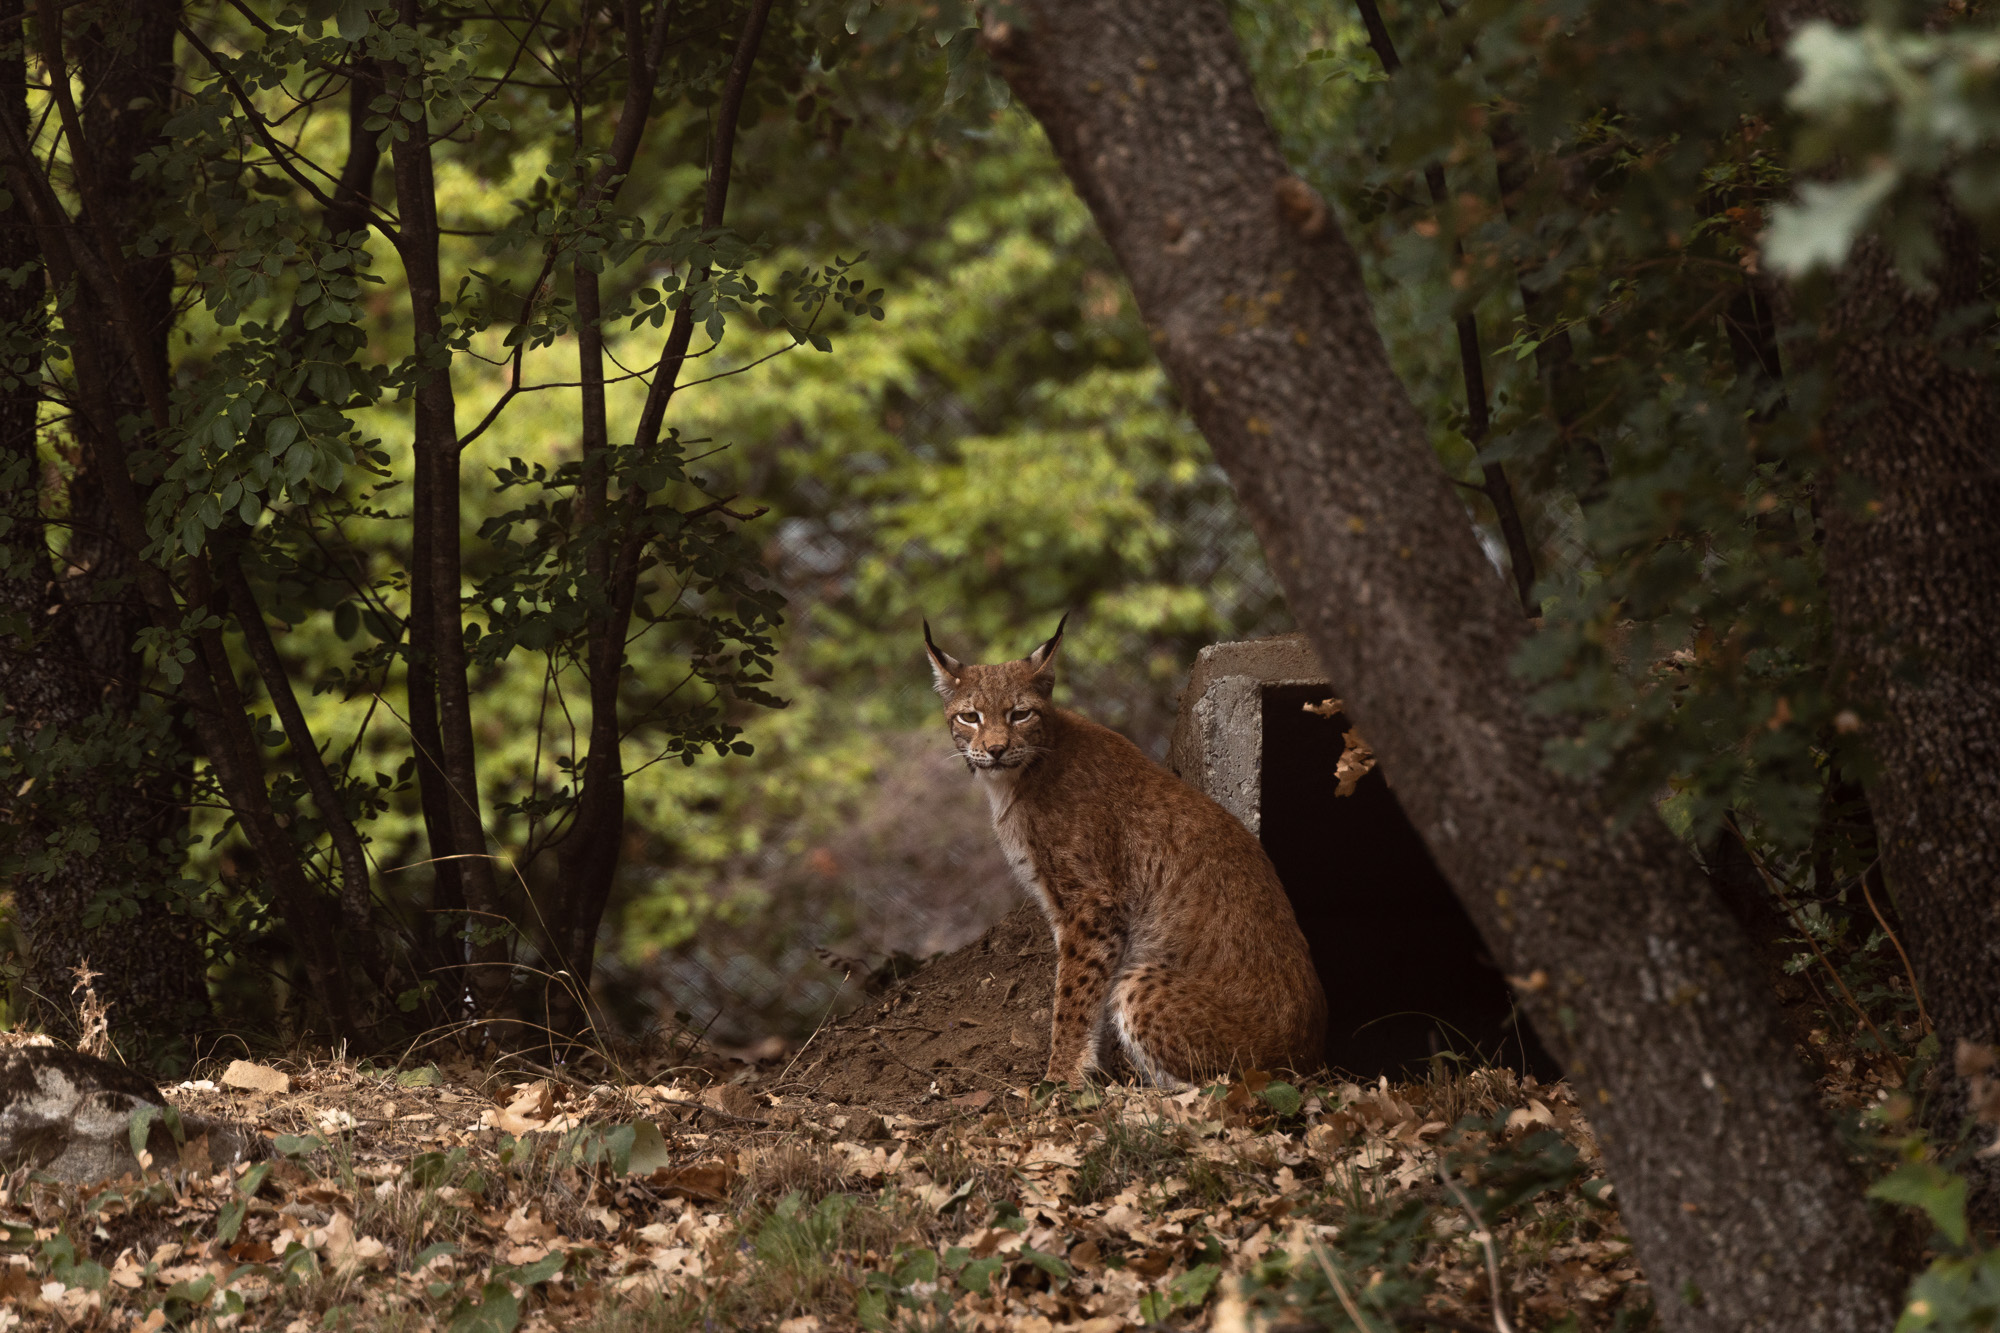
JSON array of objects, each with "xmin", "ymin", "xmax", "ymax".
[{"xmin": 924, "ymin": 617, "xmax": 1327, "ymax": 1086}]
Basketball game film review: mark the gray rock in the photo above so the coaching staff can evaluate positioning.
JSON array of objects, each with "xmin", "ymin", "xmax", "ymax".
[{"xmin": 0, "ymin": 1047, "xmax": 262, "ymax": 1183}]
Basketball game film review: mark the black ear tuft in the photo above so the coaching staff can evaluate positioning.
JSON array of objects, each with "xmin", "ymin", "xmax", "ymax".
[
  {"xmin": 1025, "ymin": 611, "xmax": 1068, "ymax": 678},
  {"xmin": 923, "ymin": 619, "xmax": 965, "ymax": 697}
]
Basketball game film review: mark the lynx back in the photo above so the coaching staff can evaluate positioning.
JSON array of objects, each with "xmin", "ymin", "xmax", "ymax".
[{"xmin": 924, "ymin": 618, "xmax": 1327, "ymax": 1086}]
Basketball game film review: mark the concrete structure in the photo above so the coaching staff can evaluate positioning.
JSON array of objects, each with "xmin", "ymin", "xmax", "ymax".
[
  {"xmin": 1167, "ymin": 635, "xmax": 1557, "ymax": 1080},
  {"xmin": 1165, "ymin": 633, "xmax": 1326, "ymax": 835}
]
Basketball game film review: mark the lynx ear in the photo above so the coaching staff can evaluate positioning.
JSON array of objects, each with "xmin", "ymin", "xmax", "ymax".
[
  {"xmin": 1024, "ymin": 612, "xmax": 1068, "ymax": 688},
  {"xmin": 923, "ymin": 620, "xmax": 965, "ymax": 697}
]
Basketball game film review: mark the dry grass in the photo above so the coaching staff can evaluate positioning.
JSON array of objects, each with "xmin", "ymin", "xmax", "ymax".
[{"xmin": 0, "ymin": 1054, "xmax": 1654, "ymax": 1331}]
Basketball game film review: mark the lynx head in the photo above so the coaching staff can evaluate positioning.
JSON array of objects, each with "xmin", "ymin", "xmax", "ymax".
[{"xmin": 923, "ymin": 615, "xmax": 1067, "ymax": 773}]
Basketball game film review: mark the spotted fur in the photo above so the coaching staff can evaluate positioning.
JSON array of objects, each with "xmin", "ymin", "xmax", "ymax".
[{"xmin": 924, "ymin": 617, "xmax": 1327, "ymax": 1085}]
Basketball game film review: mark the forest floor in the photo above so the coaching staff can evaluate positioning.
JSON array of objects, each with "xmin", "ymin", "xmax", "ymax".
[
  {"xmin": 2, "ymin": 900, "xmax": 1906, "ymax": 1331},
  {"xmin": 0, "ymin": 1049, "xmax": 1649, "ymax": 1332}
]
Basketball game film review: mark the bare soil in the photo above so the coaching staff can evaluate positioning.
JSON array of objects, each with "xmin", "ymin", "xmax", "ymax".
[{"xmin": 776, "ymin": 900, "xmax": 1057, "ymax": 1110}]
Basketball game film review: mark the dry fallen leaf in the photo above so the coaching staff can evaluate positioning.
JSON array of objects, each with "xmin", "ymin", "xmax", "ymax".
[
  {"xmin": 655, "ymin": 1161, "xmax": 737, "ymax": 1202},
  {"xmin": 503, "ymin": 1206, "xmax": 558, "ymax": 1246},
  {"xmin": 701, "ymin": 1082, "xmax": 760, "ymax": 1120},
  {"xmin": 1334, "ymin": 728, "xmax": 1376, "ymax": 797},
  {"xmin": 220, "ymin": 1060, "xmax": 290, "ymax": 1095}
]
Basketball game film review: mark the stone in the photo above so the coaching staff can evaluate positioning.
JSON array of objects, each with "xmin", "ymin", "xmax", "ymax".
[{"xmin": 0, "ymin": 1047, "xmax": 263, "ymax": 1183}]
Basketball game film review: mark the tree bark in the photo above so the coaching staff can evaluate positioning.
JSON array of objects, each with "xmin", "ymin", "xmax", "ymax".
[
  {"xmin": 0, "ymin": 0, "xmax": 362, "ymax": 1042},
  {"xmin": 0, "ymin": 0, "xmax": 211, "ymax": 1067},
  {"xmin": 990, "ymin": 4, "xmax": 1903, "ymax": 1328},
  {"xmin": 1808, "ymin": 218, "xmax": 2000, "ymax": 1235}
]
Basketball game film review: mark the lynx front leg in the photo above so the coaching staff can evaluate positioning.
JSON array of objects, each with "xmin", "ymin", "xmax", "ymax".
[{"xmin": 1045, "ymin": 922, "xmax": 1121, "ymax": 1084}]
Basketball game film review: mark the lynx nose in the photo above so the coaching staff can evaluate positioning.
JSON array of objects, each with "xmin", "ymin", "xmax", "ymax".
[{"xmin": 986, "ymin": 741, "xmax": 1009, "ymax": 761}]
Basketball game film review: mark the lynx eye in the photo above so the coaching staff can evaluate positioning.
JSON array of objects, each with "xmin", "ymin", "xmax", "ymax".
[
  {"xmin": 1008, "ymin": 708, "xmax": 1036, "ymax": 723},
  {"xmin": 955, "ymin": 711, "xmax": 980, "ymax": 726}
]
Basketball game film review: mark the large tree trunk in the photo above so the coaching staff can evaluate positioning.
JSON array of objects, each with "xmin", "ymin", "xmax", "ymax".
[
  {"xmin": 0, "ymin": 0, "xmax": 210, "ymax": 1068},
  {"xmin": 990, "ymin": 4, "xmax": 1903, "ymax": 1328},
  {"xmin": 1809, "ymin": 220, "xmax": 2000, "ymax": 1234}
]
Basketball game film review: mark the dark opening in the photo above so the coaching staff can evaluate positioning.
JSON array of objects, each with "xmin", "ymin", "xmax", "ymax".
[{"xmin": 1258, "ymin": 685, "xmax": 1561, "ymax": 1081}]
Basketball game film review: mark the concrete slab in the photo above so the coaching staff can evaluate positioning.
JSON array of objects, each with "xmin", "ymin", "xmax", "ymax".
[{"xmin": 1165, "ymin": 633, "xmax": 1328, "ymax": 834}]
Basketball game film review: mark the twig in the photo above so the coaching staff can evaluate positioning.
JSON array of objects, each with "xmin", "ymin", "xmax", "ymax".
[
  {"xmin": 651, "ymin": 1095, "xmax": 769, "ymax": 1127},
  {"xmin": 1724, "ymin": 816, "xmax": 1892, "ymax": 1056},
  {"xmin": 1859, "ymin": 862, "xmax": 1932, "ymax": 1036},
  {"xmin": 1437, "ymin": 1161, "xmax": 1517, "ymax": 1333},
  {"xmin": 494, "ymin": 1052, "xmax": 593, "ymax": 1091},
  {"xmin": 1309, "ymin": 1235, "xmax": 1386, "ymax": 1333},
  {"xmin": 775, "ymin": 971, "xmax": 854, "ymax": 1085},
  {"xmin": 1352, "ymin": 0, "xmax": 1538, "ymax": 618},
  {"xmin": 831, "ymin": 1023, "xmax": 943, "ymax": 1037}
]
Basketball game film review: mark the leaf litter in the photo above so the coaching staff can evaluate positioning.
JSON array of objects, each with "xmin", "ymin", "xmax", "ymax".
[{"xmin": 0, "ymin": 1038, "xmax": 1661, "ymax": 1331}]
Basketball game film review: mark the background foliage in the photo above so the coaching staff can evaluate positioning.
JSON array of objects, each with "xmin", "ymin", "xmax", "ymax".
[{"xmin": 0, "ymin": 0, "xmax": 1965, "ymax": 1123}]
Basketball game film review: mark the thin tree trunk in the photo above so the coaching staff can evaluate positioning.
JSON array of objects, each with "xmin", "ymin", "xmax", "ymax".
[
  {"xmin": 221, "ymin": 557, "xmax": 375, "ymax": 939},
  {"xmin": 988, "ymin": 4, "xmax": 1903, "ymax": 1328},
  {"xmin": 552, "ymin": 0, "xmax": 774, "ymax": 1014},
  {"xmin": 548, "ymin": 0, "xmax": 676, "ymax": 1039},
  {"xmin": 389, "ymin": 0, "xmax": 507, "ymax": 1018},
  {"xmin": 1807, "ymin": 218, "xmax": 2000, "ymax": 1235}
]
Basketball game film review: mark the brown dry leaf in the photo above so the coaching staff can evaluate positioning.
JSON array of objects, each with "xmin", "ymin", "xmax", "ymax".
[
  {"xmin": 106, "ymin": 1251, "xmax": 143, "ymax": 1291},
  {"xmin": 484, "ymin": 1081, "xmax": 556, "ymax": 1135},
  {"xmin": 508, "ymin": 1081, "xmax": 555, "ymax": 1120},
  {"xmin": 309, "ymin": 1212, "xmax": 390, "ymax": 1277},
  {"xmin": 220, "ymin": 1060, "xmax": 291, "ymax": 1095},
  {"xmin": 654, "ymin": 1161, "xmax": 736, "ymax": 1202},
  {"xmin": 504, "ymin": 1206, "xmax": 558, "ymax": 1246},
  {"xmin": 1334, "ymin": 728, "xmax": 1376, "ymax": 797},
  {"xmin": 700, "ymin": 1082, "xmax": 760, "ymax": 1120}
]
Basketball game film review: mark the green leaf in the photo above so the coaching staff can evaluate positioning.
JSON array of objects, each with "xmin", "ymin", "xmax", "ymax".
[
  {"xmin": 449, "ymin": 1282, "xmax": 520, "ymax": 1333},
  {"xmin": 1894, "ymin": 1248, "xmax": 2000, "ymax": 1331},
  {"xmin": 408, "ymin": 1241, "xmax": 458, "ymax": 1272},
  {"xmin": 1019, "ymin": 1246, "xmax": 1069, "ymax": 1280},
  {"xmin": 274, "ymin": 1133, "xmax": 324, "ymax": 1158},
  {"xmin": 1258, "ymin": 1081, "xmax": 1303, "ymax": 1116},
  {"xmin": 893, "ymin": 1247, "xmax": 938, "ymax": 1286},
  {"xmin": 957, "ymin": 1256, "xmax": 1006, "ymax": 1293},
  {"xmin": 216, "ymin": 1198, "xmax": 249, "ymax": 1245},
  {"xmin": 1871, "ymin": 1162, "xmax": 1970, "ymax": 1247},
  {"xmin": 127, "ymin": 1104, "xmax": 163, "ymax": 1163},
  {"xmin": 1168, "ymin": 1261, "xmax": 1222, "ymax": 1308},
  {"xmin": 510, "ymin": 1251, "xmax": 564, "ymax": 1285}
]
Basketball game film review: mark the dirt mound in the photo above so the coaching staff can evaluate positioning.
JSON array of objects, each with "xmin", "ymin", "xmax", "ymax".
[{"xmin": 777, "ymin": 900, "xmax": 1056, "ymax": 1109}]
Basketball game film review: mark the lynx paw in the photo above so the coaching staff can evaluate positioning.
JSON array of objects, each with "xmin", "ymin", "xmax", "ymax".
[{"xmin": 1043, "ymin": 1058, "xmax": 1099, "ymax": 1087}]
